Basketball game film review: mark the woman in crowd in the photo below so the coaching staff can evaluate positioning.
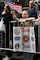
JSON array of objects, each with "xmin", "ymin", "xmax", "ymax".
[
  {"xmin": 11, "ymin": 10, "xmax": 29, "ymax": 21},
  {"xmin": 11, "ymin": 10, "xmax": 31, "ymax": 60}
]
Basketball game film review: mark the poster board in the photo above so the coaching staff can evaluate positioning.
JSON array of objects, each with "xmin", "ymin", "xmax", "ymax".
[{"xmin": 13, "ymin": 27, "xmax": 36, "ymax": 53}]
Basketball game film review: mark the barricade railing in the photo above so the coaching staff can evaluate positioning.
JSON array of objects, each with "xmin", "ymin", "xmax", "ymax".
[
  {"xmin": 9, "ymin": 20, "xmax": 36, "ymax": 53},
  {"xmin": 0, "ymin": 19, "xmax": 39, "ymax": 53}
]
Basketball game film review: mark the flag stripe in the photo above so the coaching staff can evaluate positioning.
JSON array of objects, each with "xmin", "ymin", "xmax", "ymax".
[{"xmin": 6, "ymin": 0, "xmax": 22, "ymax": 14}]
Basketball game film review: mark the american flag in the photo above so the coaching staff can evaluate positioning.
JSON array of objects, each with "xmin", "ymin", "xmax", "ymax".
[
  {"xmin": 6, "ymin": 0, "xmax": 22, "ymax": 14},
  {"xmin": 6, "ymin": 0, "xmax": 13, "ymax": 3}
]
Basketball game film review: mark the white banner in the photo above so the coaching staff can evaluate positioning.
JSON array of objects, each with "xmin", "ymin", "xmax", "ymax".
[
  {"xmin": 13, "ymin": 27, "xmax": 36, "ymax": 52},
  {"xmin": 13, "ymin": 27, "xmax": 23, "ymax": 51},
  {"xmin": 23, "ymin": 27, "xmax": 36, "ymax": 52}
]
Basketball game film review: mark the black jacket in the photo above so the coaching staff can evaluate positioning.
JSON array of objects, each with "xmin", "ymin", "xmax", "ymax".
[{"xmin": 3, "ymin": 13, "xmax": 13, "ymax": 24}]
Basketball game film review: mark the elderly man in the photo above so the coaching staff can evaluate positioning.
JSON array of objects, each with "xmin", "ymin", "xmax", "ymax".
[
  {"xmin": 28, "ymin": 0, "xmax": 38, "ymax": 19},
  {"xmin": 28, "ymin": 1, "xmax": 39, "ymax": 60}
]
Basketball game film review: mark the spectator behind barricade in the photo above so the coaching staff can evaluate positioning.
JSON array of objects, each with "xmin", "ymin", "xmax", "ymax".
[
  {"xmin": 1, "ymin": 5, "xmax": 15, "ymax": 58},
  {"xmin": 28, "ymin": 1, "xmax": 39, "ymax": 60},
  {"xmin": 11, "ymin": 10, "xmax": 35, "ymax": 23},
  {"xmin": 28, "ymin": 0, "xmax": 38, "ymax": 19},
  {"xmin": 21, "ymin": 10, "xmax": 30, "ymax": 60},
  {"xmin": 11, "ymin": 10, "xmax": 29, "ymax": 21},
  {"xmin": 2, "ymin": 5, "xmax": 14, "ymax": 48},
  {"xmin": 16, "ymin": 10, "xmax": 31, "ymax": 60}
]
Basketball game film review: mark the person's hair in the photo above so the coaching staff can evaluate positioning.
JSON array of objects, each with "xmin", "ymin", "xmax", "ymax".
[
  {"xmin": 6, "ymin": 6, "xmax": 11, "ymax": 12},
  {"xmin": 4, "ymin": 5, "xmax": 11, "ymax": 12},
  {"xmin": 29, "ymin": 0, "xmax": 34, "ymax": 3},
  {"xmin": 29, "ymin": 0, "xmax": 34, "ymax": 5}
]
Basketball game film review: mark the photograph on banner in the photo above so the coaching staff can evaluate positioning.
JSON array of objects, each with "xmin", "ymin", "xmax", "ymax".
[{"xmin": 13, "ymin": 27, "xmax": 36, "ymax": 53}]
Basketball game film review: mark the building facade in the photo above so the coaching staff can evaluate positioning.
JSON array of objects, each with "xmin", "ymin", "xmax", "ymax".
[
  {"xmin": 0, "ymin": 0, "xmax": 40, "ymax": 6},
  {"xmin": 0, "ymin": 0, "xmax": 5, "ymax": 2}
]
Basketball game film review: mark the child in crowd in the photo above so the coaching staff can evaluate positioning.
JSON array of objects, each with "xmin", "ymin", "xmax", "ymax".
[
  {"xmin": 11, "ymin": 10, "xmax": 30, "ymax": 60},
  {"xmin": 11, "ymin": 10, "xmax": 29, "ymax": 21}
]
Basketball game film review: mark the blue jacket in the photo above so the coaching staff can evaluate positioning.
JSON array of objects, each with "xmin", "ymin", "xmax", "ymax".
[{"xmin": 28, "ymin": 7, "xmax": 37, "ymax": 19}]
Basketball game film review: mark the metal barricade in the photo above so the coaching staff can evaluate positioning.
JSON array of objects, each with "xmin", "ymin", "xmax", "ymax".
[
  {"xmin": 9, "ymin": 20, "xmax": 36, "ymax": 53},
  {"xmin": 0, "ymin": 19, "xmax": 40, "ymax": 54},
  {"xmin": 9, "ymin": 19, "xmax": 40, "ymax": 54},
  {"xmin": 0, "ymin": 20, "xmax": 6, "ymax": 48},
  {"xmin": 0, "ymin": 31, "xmax": 6, "ymax": 48}
]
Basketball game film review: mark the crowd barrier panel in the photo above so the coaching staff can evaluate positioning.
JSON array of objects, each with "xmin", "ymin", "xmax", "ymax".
[
  {"xmin": 10, "ymin": 20, "xmax": 36, "ymax": 53},
  {"xmin": 0, "ymin": 19, "xmax": 39, "ymax": 53}
]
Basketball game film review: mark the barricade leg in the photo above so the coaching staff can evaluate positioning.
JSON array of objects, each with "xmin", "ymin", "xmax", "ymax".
[
  {"xmin": 9, "ymin": 23, "xmax": 13, "ymax": 49},
  {"xmin": 33, "ymin": 25, "xmax": 38, "ymax": 60},
  {"xmin": 5, "ymin": 23, "xmax": 9, "ymax": 48}
]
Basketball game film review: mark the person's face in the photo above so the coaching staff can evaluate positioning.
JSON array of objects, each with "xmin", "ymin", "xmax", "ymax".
[
  {"xmin": 22, "ymin": 11, "xmax": 29, "ymax": 18},
  {"xmin": 29, "ymin": 3, "xmax": 34, "ymax": 9},
  {"xmin": 4, "ymin": 8, "xmax": 9, "ymax": 14},
  {"xmin": 11, "ymin": 11, "xmax": 15, "ymax": 15}
]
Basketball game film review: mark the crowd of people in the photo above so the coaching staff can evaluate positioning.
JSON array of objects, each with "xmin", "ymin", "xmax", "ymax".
[{"xmin": 0, "ymin": 0, "xmax": 39, "ymax": 60}]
